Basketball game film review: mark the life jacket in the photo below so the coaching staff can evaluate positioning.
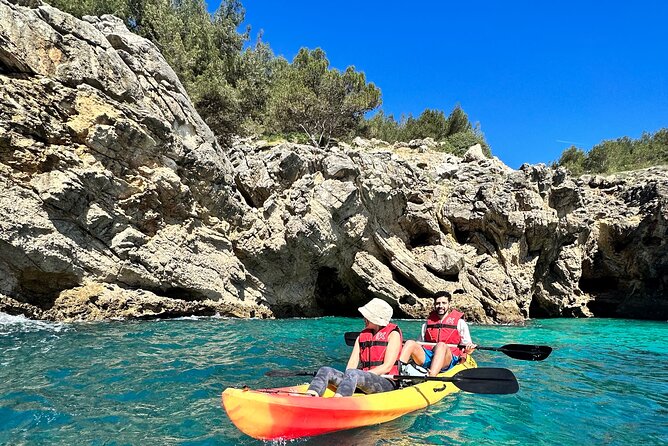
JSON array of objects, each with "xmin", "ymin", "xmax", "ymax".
[
  {"xmin": 358, "ymin": 323, "xmax": 403, "ymax": 375},
  {"xmin": 424, "ymin": 310, "xmax": 464, "ymax": 356}
]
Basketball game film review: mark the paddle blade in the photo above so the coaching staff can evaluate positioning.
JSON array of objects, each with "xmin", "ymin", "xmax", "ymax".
[
  {"xmin": 498, "ymin": 344, "xmax": 552, "ymax": 361},
  {"xmin": 344, "ymin": 331, "xmax": 359, "ymax": 346},
  {"xmin": 451, "ymin": 367, "xmax": 519, "ymax": 394},
  {"xmin": 265, "ymin": 370, "xmax": 316, "ymax": 377},
  {"xmin": 389, "ymin": 368, "xmax": 519, "ymax": 394}
]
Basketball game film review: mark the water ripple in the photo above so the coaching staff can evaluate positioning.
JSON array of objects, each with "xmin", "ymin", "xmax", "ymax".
[{"xmin": 0, "ymin": 317, "xmax": 666, "ymax": 445}]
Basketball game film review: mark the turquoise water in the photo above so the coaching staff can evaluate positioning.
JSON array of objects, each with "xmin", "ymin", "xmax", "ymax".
[{"xmin": 1, "ymin": 314, "xmax": 666, "ymax": 445}]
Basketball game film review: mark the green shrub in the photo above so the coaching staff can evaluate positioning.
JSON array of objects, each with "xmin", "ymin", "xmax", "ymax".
[
  {"xmin": 264, "ymin": 48, "xmax": 381, "ymax": 147},
  {"xmin": 554, "ymin": 129, "xmax": 668, "ymax": 174}
]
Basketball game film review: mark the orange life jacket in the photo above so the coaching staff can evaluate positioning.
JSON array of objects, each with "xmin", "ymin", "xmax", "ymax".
[
  {"xmin": 424, "ymin": 310, "xmax": 464, "ymax": 356},
  {"xmin": 358, "ymin": 323, "xmax": 403, "ymax": 375}
]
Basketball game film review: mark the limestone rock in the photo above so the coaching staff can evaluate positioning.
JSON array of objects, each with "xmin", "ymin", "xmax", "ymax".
[
  {"xmin": 0, "ymin": 0, "xmax": 256, "ymax": 319},
  {"xmin": 1, "ymin": 0, "xmax": 666, "ymax": 323},
  {"xmin": 463, "ymin": 144, "xmax": 486, "ymax": 162},
  {"xmin": 0, "ymin": 294, "xmax": 44, "ymax": 319},
  {"xmin": 45, "ymin": 283, "xmax": 269, "ymax": 321}
]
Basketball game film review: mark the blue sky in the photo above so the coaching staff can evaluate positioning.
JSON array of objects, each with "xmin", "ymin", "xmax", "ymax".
[{"xmin": 208, "ymin": 1, "xmax": 667, "ymax": 168}]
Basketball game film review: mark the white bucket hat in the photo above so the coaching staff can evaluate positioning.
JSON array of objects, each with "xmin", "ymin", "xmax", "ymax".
[{"xmin": 358, "ymin": 298, "xmax": 393, "ymax": 326}]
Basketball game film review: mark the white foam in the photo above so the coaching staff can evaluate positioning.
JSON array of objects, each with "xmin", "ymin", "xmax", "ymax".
[
  {"xmin": 172, "ymin": 315, "xmax": 206, "ymax": 321},
  {"xmin": 172, "ymin": 314, "xmax": 230, "ymax": 321},
  {"xmin": 0, "ymin": 312, "xmax": 67, "ymax": 333}
]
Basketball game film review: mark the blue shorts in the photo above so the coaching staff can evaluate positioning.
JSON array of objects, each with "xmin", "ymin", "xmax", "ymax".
[{"xmin": 423, "ymin": 347, "xmax": 460, "ymax": 371}]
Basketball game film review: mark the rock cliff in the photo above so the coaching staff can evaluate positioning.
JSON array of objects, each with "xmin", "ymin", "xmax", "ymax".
[{"xmin": 1, "ymin": 0, "xmax": 666, "ymax": 322}]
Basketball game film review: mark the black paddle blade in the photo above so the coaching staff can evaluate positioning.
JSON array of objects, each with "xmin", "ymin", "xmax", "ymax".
[
  {"xmin": 451, "ymin": 367, "xmax": 519, "ymax": 394},
  {"xmin": 390, "ymin": 367, "xmax": 519, "ymax": 394},
  {"xmin": 265, "ymin": 370, "xmax": 317, "ymax": 377},
  {"xmin": 344, "ymin": 331, "xmax": 358, "ymax": 346},
  {"xmin": 497, "ymin": 344, "xmax": 552, "ymax": 361}
]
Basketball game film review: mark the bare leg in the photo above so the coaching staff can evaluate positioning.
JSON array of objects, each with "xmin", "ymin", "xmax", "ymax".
[
  {"xmin": 428, "ymin": 342, "xmax": 453, "ymax": 376},
  {"xmin": 399, "ymin": 340, "xmax": 427, "ymax": 366}
]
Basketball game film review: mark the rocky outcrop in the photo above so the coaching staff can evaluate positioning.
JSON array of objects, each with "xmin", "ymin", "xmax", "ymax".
[
  {"xmin": 45, "ymin": 283, "xmax": 258, "ymax": 321},
  {"xmin": 0, "ymin": 0, "xmax": 269, "ymax": 320},
  {"xmin": 230, "ymin": 137, "xmax": 668, "ymax": 322},
  {"xmin": 1, "ymin": 0, "xmax": 666, "ymax": 322}
]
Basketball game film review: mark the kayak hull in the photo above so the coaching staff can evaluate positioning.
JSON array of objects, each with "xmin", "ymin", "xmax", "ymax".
[{"xmin": 221, "ymin": 356, "xmax": 477, "ymax": 440}]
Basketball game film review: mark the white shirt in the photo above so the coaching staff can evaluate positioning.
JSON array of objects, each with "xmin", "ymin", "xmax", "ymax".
[{"xmin": 418, "ymin": 318, "xmax": 473, "ymax": 346}]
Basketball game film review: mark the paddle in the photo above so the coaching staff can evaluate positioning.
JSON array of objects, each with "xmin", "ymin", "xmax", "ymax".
[
  {"xmin": 265, "ymin": 370, "xmax": 316, "ymax": 377},
  {"xmin": 265, "ymin": 367, "xmax": 519, "ymax": 395},
  {"xmin": 387, "ymin": 367, "xmax": 519, "ymax": 394},
  {"xmin": 343, "ymin": 331, "xmax": 552, "ymax": 361}
]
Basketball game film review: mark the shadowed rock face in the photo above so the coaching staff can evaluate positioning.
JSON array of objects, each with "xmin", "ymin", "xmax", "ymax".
[{"xmin": 1, "ymin": 0, "xmax": 666, "ymax": 322}]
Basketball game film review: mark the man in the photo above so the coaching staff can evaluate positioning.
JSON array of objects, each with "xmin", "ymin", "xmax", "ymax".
[{"xmin": 399, "ymin": 291, "xmax": 476, "ymax": 376}]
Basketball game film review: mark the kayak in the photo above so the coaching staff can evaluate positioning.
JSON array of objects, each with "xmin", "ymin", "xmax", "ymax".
[{"xmin": 221, "ymin": 356, "xmax": 477, "ymax": 440}]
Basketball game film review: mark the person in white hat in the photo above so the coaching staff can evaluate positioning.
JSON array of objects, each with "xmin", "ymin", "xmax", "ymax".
[{"xmin": 306, "ymin": 298, "xmax": 403, "ymax": 397}]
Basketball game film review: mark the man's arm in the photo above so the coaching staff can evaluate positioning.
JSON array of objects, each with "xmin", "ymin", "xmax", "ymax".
[
  {"xmin": 418, "ymin": 322, "xmax": 427, "ymax": 342},
  {"xmin": 457, "ymin": 319, "xmax": 473, "ymax": 345}
]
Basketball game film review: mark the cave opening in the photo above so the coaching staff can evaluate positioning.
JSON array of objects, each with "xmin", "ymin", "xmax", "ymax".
[
  {"xmin": 17, "ymin": 268, "xmax": 80, "ymax": 310},
  {"xmin": 161, "ymin": 286, "xmax": 207, "ymax": 302},
  {"xmin": 408, "ymin": 231, "xmax": 433, "ymax": 249},
  {"xmin": 579, "ymin": 276, "xmax": 619, "ymax": 294},
  {"xmin": 528, "ymin": 295, "xmax": 553, "ymax": 318},
  {"xmin": 403, "ymin": 220, "xmax": 443, "ymax": 249},
  {"xmin": 313, "ymin": 267, "xmax": 358, "ymax": 317},
  {"xmin": 585, "ymin": 296, "xmax": 621, "ymax": 318},
  {"xmin": 452, "ymin": 225, "xmax": 472, "ymax": 246},
  {"xmin": 580, "ymin": 276, "xmax": 636, "ymax": 317}
]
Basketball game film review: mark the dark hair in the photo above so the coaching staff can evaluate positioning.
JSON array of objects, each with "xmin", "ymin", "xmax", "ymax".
[{"xmin": 433, "ymin": 291, "xmax": 451, "ymax": 302}]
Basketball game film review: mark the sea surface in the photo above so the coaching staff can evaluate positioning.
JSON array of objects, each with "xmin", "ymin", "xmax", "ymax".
[{"xmin": 0, "ymin": 314, "xmax": 666, "ymax": 445}]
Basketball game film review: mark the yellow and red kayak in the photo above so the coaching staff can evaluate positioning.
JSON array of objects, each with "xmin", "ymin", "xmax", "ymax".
[{"xmin": 221, "ymin": 356, "xmax": 477, "ymax": 440}]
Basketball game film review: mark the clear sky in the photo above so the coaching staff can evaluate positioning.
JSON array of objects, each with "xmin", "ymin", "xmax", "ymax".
[{"xmin": 208, "ymin": 1, "xmax": 667, "ymax": 169}]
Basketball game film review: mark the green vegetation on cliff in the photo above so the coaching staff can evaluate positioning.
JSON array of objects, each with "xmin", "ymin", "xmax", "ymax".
[
  {"xmin": 554, "ymin": 128, "xmax": 668, "ymax": 175},
  {"xmin": 45, "ymin": 0, "xmax": 664, "ymax": 166},
  {"xmin": 46, "ymin": 0, "xmax": 488, "ymax": 152},
  {"xmin": 362, "ymin": 106, "xmax": 491, "ymax": 156},
  {"xmin": 265, "ymin": 48, "xmax": 381, "ymax": 147}
]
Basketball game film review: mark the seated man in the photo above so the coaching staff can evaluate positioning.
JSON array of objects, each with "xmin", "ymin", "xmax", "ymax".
[{"xmin": 399, "ymin": 292, "xmax": 476, "ymax": 376}]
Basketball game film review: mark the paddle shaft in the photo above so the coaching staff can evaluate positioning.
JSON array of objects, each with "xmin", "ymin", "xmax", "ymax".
[
  {"xmin": 420, "ymin": 342, "xmax": 508, "ymax": 352},
  {"xmin": 343, "ymin": 332, "xmax": 552, "ymax": 360},
  {"xmin": 265, "ymin": 367, "xmax": 519, "ymax": 395}
]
